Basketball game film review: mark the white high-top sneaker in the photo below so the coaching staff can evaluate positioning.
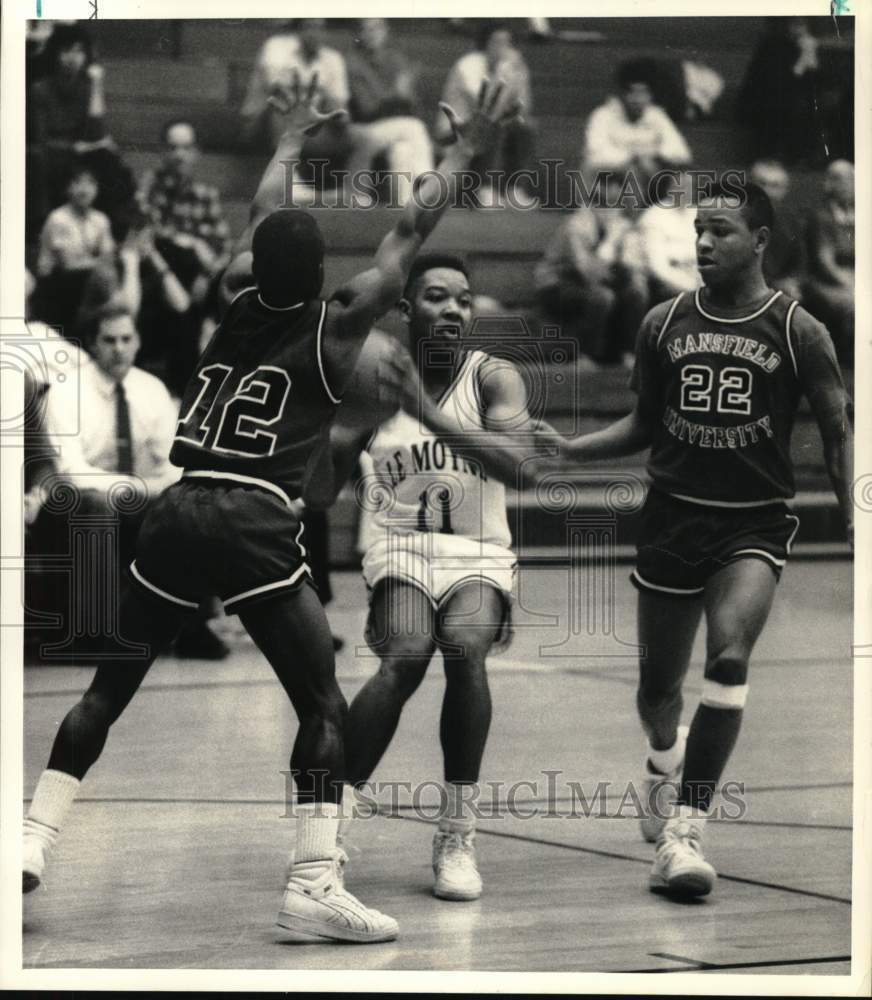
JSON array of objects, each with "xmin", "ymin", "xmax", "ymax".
[
  {"xmin": 23, "ymin": 818, "xmax": 57, "ymax": 893},
  {"xmin": 640, "ymin": 725, "xmax": 688, "ymax": 843},
  {"xmin": 649, "ymin": 804, "xmax": 716, "ymax": 898},
  {"xmin": 277, "ymin": 853, "xmax": 398, "ymax": 943},
  {"xmin": 432, "ymin": 829, "xmax": 482, "ymax": 901}
]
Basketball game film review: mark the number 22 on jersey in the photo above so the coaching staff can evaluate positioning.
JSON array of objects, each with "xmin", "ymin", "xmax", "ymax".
[
  {"xmin": 680, "ymin": 364, "xmax": 753, "ymax": 416},
  {"xmin": 175, "ymin": 363, "xmax": 291, "ymax": 458}
]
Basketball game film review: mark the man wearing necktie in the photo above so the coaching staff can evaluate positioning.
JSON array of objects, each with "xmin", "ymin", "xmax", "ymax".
[{"xmin": 35, "ymin": 305, "xmax": 228, "ymax": 658}]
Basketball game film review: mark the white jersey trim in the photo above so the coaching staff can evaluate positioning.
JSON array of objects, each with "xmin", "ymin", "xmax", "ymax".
[
  {"xmin": 694, "ymin": 288, "xmax": 782, "ymax": 324},
  {"xmin": 668, "ymin": 492, "xmax": 790, "ymax": 509},
  {"xmin": 182, "ymin": 469, "xmax": 293, "ymax": 508},
  {"xmin": 228, "ymin": 285, "xmax": 258, "ymax": 309},
  {"xmin": 785, "ymin": 300, "xmax": 799, "ymax": 377},
  {"xmin": 729, "ymin": 548, "xmax": 786, "ymax": 568},
  {"xmin": 315, "ymin": 300, "xmax": 342, "ymax": 404},
  {"xmin": 631, "ymin": 569, "xmax": 704, "ymax": 596},
  {"xmin": 785, "ymin": 513, "xmax": 801, "ymax": 553},
  {"xmin": 223, "ymin": 563, "xmax": 312, "ymax": 610},
  {"xmin": 257, "ymin": 294, "xmax": 305, "ymax": 312},
  {"xmin": 656, "ymin": 293, "xmax": 685, "ymax": 349},
  {"xmin": 437, "ymin": 352, "xmax": 475, "ymax": 409},
  {"xmin": 130, "ymin": 561, "xmax": 199, "ymax": 609}
]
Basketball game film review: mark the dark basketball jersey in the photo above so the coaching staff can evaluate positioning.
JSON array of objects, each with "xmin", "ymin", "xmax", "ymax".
[
  {"xmin": 631, "ymin": 288, "xmax": 845, "ymax": 504},
  {"xmin": 170, "ymin": 287, "xmax": 341, "ymax": 502}
]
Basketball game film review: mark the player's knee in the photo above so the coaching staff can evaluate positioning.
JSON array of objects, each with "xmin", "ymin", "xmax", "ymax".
[
  {"xmin": 80, "ymin": 686, "xmax": 128, "ymax": 727},
  {"xmin": 706, "ymin": 649, "xmax": 750, "ymax": 687},
  {"xmin": 378, "ymin": 654, "xmax": 431, "ymax": 697},
  {"xmin": 309, "ymin": 687, "xmax": 348, "ymax": 729}
]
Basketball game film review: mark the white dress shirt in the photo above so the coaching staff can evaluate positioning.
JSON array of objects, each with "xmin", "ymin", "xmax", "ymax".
[
  {"xmin": 582, "ymin": 97, "xmax": 692, "ymax": 171},
  {"xmin": 44, "ymin": 359, "xmax": 181, "ymax": 498},
  {"xmin": 37, "ymin": 204, "xmax": 115, "ymax": 277}
]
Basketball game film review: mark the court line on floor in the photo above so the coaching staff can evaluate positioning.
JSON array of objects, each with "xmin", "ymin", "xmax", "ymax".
[
  {"xmin": 631, "ymin": 952, "xmax": 851, "ymax": 974},
  {"xmin": 388, "ymin": 810, "xmax": 853, "ymax": 906},
  {"xmin": 20, "ymin": 794, "xmax": 852, "ymax": 903}
]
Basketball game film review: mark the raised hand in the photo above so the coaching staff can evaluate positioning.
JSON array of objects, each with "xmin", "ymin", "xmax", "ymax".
[
  {"xmin": 438, "ymin": 77, "xmax": 524, "ymax": 160},
  {"xmin": 267, "ymin": 69, "xmax": 349, "ymax": 137}
]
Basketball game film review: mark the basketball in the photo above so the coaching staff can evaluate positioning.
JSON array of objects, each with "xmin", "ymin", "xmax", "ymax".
[{"xmin": 335, "ymin": 328, "xmax": 404, "ymax": 431}]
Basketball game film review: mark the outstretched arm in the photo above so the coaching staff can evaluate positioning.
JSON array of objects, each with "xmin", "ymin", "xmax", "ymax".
[
  {"xmin": 562, "ymin": 407, "xmax": 654, "ymax": 463},
  {"xmin": 327, "ymin": 81, "xmax": 522, "ymax": 347},
  {"xmin": 401, "ymin": 355, "xmax": 559, "ymax": 489},
  {"xmin": 219, "ymin": 72, "xmax": 349, "ymax": 305}
]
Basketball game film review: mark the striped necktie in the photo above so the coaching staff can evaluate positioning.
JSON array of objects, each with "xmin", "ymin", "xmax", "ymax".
[{"xmin": 115, "ymin": 381, "xmax": 134, "ymax": 474}]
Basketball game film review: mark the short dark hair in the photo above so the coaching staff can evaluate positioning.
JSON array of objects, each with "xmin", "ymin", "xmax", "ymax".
[
  {"xmin": 66, "ymin": 158, "xmax": 98, "ymax": 187},
  {"xmin": 616, "ymin": 57, "xmax": 658, "ymax": 91},
  {"xmin": 251, "ymin": 209, "xmax": 325, "ymax": 307},
  {"xmin": 161, "ymin": 118, "xmax": 197, "ymax": 144},
  {"xmin": 705, "ymin": 179, "xmax": 775, "ymax": 231},
  {"xmin": 46, "ymin": 23, "xmax": 94, "ymax": 71},
  {"xmin": 402, "ymin": 253, "xmax": 470, "ymax": 300}
]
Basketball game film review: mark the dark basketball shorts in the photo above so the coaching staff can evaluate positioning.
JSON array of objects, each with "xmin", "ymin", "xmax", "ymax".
[
  {"xmin": 129, "ymin": 474, "xmax": 312, "ymax": 613},
  {"xmin": 631, "ymin": 489, "xmax": 801, "ymax": 598}
]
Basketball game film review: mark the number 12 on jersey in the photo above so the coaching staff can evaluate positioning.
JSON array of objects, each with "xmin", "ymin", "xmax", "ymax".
[{"xmin": 175, "ymin": 363, "xmax": 291, "ymax": 458}]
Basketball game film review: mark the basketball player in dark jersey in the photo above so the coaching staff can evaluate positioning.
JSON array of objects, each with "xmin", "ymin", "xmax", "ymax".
[
  {"xmin": 567, "ymin": 180, "xmax": 852, "ymax": 898},
  {"xmin": 23, "ymin": 73, "xmax": 519, "ymax": 942}
]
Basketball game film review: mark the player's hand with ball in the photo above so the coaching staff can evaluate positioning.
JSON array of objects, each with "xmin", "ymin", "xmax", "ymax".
[{"xmin": 266, "ymin": 69, "xmax": 349, "ymax": 137}]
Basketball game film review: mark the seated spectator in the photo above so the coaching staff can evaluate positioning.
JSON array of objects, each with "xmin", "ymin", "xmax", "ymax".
[
  {"xmin": 436, "ymin": 20, "xmax": 539, "ymax": 208},
  {"xmin": 582, "ymin": 58, "xmax": 692, "ymax": 191},
  {"xmin": 33, "ymin": 306, "xmax": 227, "ymax": 659},
  {"xmin": 34, "ymin": 162, "xmax": 115, "ymax": 329},
  {"xmin": 241, "ymin": 18, "xmax": 354, "ymax": 195},
  {"xmin": 804, "ymin": 160, "xmax": 854, "ymax": 367},
  {"xmin": 535, "ymin": 173, "xmax": 647, "ymax": 365},
  {"xmin": 624, "ymin": 168, "xmax": 700, "ymax": 298},
  {"xmin": 27, "ymin": 23, "xmax": 135, "ymax": 248},
  {"xmin": 749, "ymin": 159, "xmax": 806, "ymax": 300},
  {"xmin": 345, "ymin": 18, "xmax": 433, "ymax": 205},
  {"xmin": 137, "ymin": 120, "xmax": 231, "ymax": 395}
]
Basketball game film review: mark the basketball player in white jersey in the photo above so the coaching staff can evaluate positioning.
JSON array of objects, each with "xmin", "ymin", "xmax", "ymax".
[{"xmin": 313, "ymin": 253, "xmax": 556, "ymax": 900}]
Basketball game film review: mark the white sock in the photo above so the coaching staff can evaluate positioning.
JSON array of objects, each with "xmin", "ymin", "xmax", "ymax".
[
  {"xmin": 25, "ymin": 770, "xmax": 80, "ymax": 845},
  {"xmin": 648, "ymin": 727, "xmax": 687, "ymax": 775},
  {"xmin": 294, "ymin": 802, "xmax": 339, "ymax": 864},
  {"xmin": 438, "ymin": 782, "xmax": 477, "ymax": 835},
  {"xmin": 337, "ymin": 784, "xmax": 361, "ymax": 843}
]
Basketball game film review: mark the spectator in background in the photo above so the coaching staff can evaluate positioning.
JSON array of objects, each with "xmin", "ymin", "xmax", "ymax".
[
  {"xmin": 137, "ymin": 120, "xmax": 231, "ymax": 396},
  {"xmin": 36, "ymin": 305, "xmax": 228, "ymax": 659},
  {"xmin": 34, "ymin": 163, "xmax": 115, "ymax": 329},
  {"xmin": 749, "ymin": 159, "xmax": 805, "ymax": 300},
  {"xmin": 241, "ymin": 18, "xmax": 354, "ymax": 195},
  {"xmin": 737, "ymin": 18, "xmax": 822, "ymax": 165},
  {"xmin": 535, "ymin": 172, "xmax": 648, "ymax": 365},
  {"xmin": 805, "ymin": 159, "xmax": 854, "ymax": 367},
  {"xmin": 345, "ymin": 18, "xmax": 433, "ymax": 205},
  {"xmin": 437, "ymin": 20, "xmax": 539, "ymax": 208},
  {"xmin": 625, "ymin": 168, "xmax": 700, "ymax": 300},
  {"xmin": 27, "ymin": 23, "xmax": 135, "ymax": 247},
  {"xmin": 582, "ymin": 59, "xmax": 692, "ymax": 192}
]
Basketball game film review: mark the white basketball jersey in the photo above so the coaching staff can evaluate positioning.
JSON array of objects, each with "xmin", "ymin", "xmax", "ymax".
[{"xmin": 360, "ymin": 350, "xmax": 512, "ymax": 550}]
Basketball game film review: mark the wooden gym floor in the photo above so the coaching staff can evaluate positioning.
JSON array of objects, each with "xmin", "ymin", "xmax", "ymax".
[{"xmin": 23, "ymin": 560, "xmax": 852, "ymax": 975}]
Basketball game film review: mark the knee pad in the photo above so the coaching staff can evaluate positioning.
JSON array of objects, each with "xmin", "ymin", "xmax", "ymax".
[{"xmin": 701, "ymin": 679, "xmax": 748, "ymax": 710}]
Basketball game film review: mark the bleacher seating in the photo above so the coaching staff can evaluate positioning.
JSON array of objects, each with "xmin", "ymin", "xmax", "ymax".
[{"xmin": 73, "ymin": 18, "xmax": 850, "ymax": 561}]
